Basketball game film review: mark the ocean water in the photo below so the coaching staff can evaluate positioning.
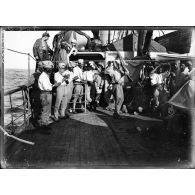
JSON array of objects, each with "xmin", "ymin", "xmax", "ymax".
[{"xmin": 4, "ymin": 69, "xmax": 33, "ymax": 126}]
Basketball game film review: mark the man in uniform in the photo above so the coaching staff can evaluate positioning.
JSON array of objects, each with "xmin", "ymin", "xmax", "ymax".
[
  {"xmin": 38, "ymin": 62, "xmax": 60, "ymax": 133},
  {"xmin": 33, "ymin": 32, "xmax": 53, "ymax": 72},
  {"xmin": 72, "ymin": 59, "xmax": 84, "ymax": 113}
]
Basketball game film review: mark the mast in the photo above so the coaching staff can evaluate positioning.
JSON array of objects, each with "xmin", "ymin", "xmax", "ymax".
[
  {"xmin": 137, "ymin": 30, "xmax": 153, "ymax": 57},
  {"xmin": 143, "ymin": 30, "xmax": 153, "ymax": 55}
]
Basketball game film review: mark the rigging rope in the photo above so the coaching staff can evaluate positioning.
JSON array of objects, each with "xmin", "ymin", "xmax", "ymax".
[
  {"xmin": 5, "ymin": 47, "xmax": 194, "ymax": 63},
  {"xmin": 6, "ymin": 48, "xmax": 36, "ymax": 61},
  {"xmin": 0, "ymin": 125, "xmax": 35, "ymax": 146}
]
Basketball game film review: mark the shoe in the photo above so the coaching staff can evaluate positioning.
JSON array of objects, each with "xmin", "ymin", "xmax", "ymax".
[
  {"xmin": 52, "ymin": 116, "xmax": 59, "ymax": 122},
  {"xmin": 72, "ymin": 110, "xmax": 77, "ymax": 114},
  {"xmin": 113, "ymin": 113, "xmax": 122, "ymax": 119},
  {"xmin": 59, "ymin": 116, "xmax": 67, "ymax": 120},
  {"xmin": 65, "ymin": 114, "xmax": 70, "ymax": 119}
]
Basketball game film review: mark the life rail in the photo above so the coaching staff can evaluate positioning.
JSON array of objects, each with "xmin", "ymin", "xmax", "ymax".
[{"xmin": 4, "ymin": 85, "xmax": 31, "ymax": 134}]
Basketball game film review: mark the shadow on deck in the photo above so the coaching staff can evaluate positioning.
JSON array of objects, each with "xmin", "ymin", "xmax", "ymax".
[{"xmin": 3, "ymin": 108, "xmax": 192, "ymax": 168}]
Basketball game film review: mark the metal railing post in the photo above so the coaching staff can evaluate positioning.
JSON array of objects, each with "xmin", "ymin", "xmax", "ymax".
[
  {"xmin": 22, "ymin": 90, "xmax": 26, "ymax": 124},
  {"xmin": 28, "ymin": 53, "xmax": 30, "ymax": 82},
  {"xmin": 84, "ymin": 83, "xmax": 87, "ymax": 113},
  {"xmin": 27, "ymin": 53, "xmax": 31, "ymax": 125},
  {"xmin": 9, "ymin": 94, "xmax": 14, "ymax": 126}
]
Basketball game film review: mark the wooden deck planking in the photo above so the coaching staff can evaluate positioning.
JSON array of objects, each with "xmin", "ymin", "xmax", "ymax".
[{"xmin": 4, "ymin": 107, "xmax": 187, "ymax": 168}]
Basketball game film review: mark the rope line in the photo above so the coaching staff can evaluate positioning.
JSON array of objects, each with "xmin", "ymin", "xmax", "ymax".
[
  {"xmin": 6, "ymin": 48, "xmax": 29, "ymax": 55},
  {"xmin": 6, "ymin": 48, "xmax": 36, "ymax": 61},
  {"xmin": 5, "ymin": 47, "xmax": 194, "ymax": 63},
  {"xmin": 0, "ymin": 125, "xmax": 35, "ymax": 146}
]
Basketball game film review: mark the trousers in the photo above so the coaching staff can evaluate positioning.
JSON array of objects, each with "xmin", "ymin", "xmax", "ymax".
[
  {"xmin": 86, "ymin": 84, "xmax": 92, "ymax": 103},
  {"xmin": 64, "ymin": 82, "xmax": 74, "ymax": 113},
  {"xmin": 38, "ymin": 92, "xmax": 52, "ymax": 126},
  {"xmin": 54, "ymin": 82, "xmax": 74, "ymax": 118},
  {"xmin": 112, "ymin": 84, "xmax": 124, "ymax": 114},
  {"xmin": 54, "ymin": 85, "xmax": 67, "ymax": 118},
  {"xmin": 72, "ymin": 84, "xmax": 83, "ymax": 110}
]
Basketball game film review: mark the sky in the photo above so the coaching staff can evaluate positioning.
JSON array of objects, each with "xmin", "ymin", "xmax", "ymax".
[{"xmin": 4, "ymin": 30, "xmax": 174, "ymax": 70}]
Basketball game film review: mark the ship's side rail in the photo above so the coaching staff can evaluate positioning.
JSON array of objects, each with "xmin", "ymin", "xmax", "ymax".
[
  {"xmin": 4, "ymin": 82, "xmax": 88, "ymax": 134},
  {"xmin": 4, "ymin": 85, "xmax": 32, "ymax": 134}
]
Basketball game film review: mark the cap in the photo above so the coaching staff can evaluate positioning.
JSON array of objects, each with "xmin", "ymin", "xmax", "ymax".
[
  {"xmin": 58, "ymin": 62, "xmax": 66, "ymax": 69},
  {"xmin": 78, "ymin": 59, "xmax": 84, "ymax": 64},
  {"xmin": 42, "ymin": 32, "xmax": 50, "ymax": 38},
  {"xmin": 69, "ymin": 61, "xmax": 77, "ymax": 68},
  {"xmin": 41, "ymin": 60, "xmax": 53, "ymax": 68}
]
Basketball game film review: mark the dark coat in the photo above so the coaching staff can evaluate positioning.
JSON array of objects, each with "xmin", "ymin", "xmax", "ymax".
[{"xmin": 33, "ymin": 38, "xmax": 53, "ymax": 61}]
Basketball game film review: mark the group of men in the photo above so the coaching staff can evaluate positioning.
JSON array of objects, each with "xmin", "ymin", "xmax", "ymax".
[
  {"xmin": 29, "ymin": 32, "xmax": 130, "ymax": 133},
  {"xmin": 148, "ymin": 59, "xmax": 194, "ymax": 113}
]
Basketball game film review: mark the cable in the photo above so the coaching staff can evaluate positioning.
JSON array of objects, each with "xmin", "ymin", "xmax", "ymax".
[{"xmin": 6, "ymin": 48, "xmax": 29, "ymax": 55}]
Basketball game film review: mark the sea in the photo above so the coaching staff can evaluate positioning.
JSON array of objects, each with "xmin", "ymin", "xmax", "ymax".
[{"xmin": 4, "ymin": 69, "xmax": 34, "ymax": 127}]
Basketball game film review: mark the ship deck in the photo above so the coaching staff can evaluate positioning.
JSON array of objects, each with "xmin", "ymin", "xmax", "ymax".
[{"xmin": 3, "ymin": 108, "xmax": 191, "ymax": 168}]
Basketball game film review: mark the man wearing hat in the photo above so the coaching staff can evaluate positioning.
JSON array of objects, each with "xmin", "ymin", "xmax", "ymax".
[
  {"xmin": 72, "ymin": 59, "xmax": 84, "ymax": 113},
  {"xmin": 33, "ymin": 32, "xmax": 53, "ymax": 72},
  {"xmin": 22, "ymin": 62, "xmax": 44, "ymax": 127},
  {"xmin": 38, "ymin": 62, "xmax": 60, "ymax": 133}
]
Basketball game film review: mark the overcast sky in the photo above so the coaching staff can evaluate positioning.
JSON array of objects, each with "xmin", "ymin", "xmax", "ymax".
[{"xmin": 4, "ymin": 30, "xmax": 173, "ymax": 70}]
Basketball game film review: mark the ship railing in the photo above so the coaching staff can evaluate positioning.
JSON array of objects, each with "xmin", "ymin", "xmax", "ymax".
[
  {"xmin": 4, "ymin": 81, "xmax": 88, "ymax": 134},
  {"xmin": 4, "ymin": 85, "xmax": 32, "ymax": 134}
]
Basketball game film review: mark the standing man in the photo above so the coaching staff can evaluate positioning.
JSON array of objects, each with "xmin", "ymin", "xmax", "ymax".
[
  {"xmin": 33, "ymin": 32, "xmax": 53, "ymax": 72},
  {"xmin": 91, "ymin": 64, "xmax": 104, "ymax": 110},
  {"xmin": 106, "ymin": 60, "xmax": 129, "ymax": 118},
  {"xmin": 72, "ymin": 59, "xmax": 84, "ymax": 113},
  {"xmin": 83, "ymin": 61, "xmax": 95, "ymax": 108},
  {"xmin": 61, "ymin": 63, "xmax": 76, "ymax": 118},
  {"xmin": 53, "ymin": 62, "xmax": 70, "ymax": 121},
  {"xmin": 38, "ymin": 62, "xmax": 60, "ymax": 133}
]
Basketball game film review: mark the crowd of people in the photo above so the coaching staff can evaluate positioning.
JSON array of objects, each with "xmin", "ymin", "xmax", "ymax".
[
  {"xmin": 24, "ymin": 32, "xmax": 130, "ymax": 134},
  {"xmin": 22, "ymin": 32, "xmax": 194, "ymax": 134}
]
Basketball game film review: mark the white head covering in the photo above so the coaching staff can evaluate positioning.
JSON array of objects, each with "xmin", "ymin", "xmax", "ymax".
[
  {"xmin": 41, "ymin": 61, "xmax": 54, "ymax": 68},
  {"xmin": 78, "ymin": 59, "xmax": 84, "ymax": 64},
  {"xmin": 58, "ymin": 62, "xmax": 66, "ymax": 69}
]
